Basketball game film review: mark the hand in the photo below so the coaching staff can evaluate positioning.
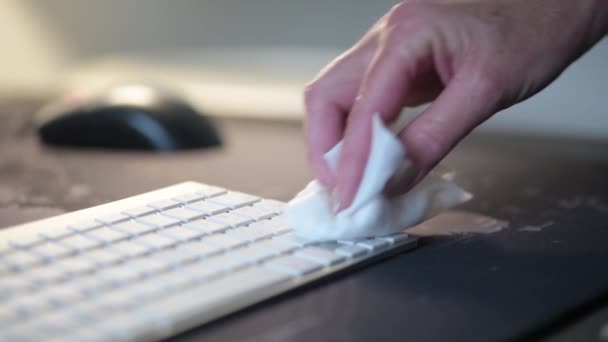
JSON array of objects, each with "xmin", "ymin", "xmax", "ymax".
[{"xmin": 304, "ymin": 0, "xmax": 608, "ymax": 211}]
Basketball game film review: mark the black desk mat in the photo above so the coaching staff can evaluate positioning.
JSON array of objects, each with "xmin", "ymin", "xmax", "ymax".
[
  {"xmin": 1, "ymin": 106, "xmax": 608, "ymax": 341},
  {"xmin": 174, "ymin": 153, "xmax": 608, "ymax": 342}
]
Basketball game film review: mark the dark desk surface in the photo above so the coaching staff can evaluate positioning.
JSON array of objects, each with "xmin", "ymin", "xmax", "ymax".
[{"xmin": 2, "ymin": 100, "xmax": 608, "ymax": 341}]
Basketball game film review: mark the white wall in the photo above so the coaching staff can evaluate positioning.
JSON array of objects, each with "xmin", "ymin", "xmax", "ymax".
[
  {"xmin": 0, "ymin": 0, "xmax": 66, "ymax": 91},
  {"xmin": 2, "ymin": 0, "xmax": 607, "ymax": 139},
  {"xmin": 23, "ymin": 0, "xmax": 394, "ymax": 58}
]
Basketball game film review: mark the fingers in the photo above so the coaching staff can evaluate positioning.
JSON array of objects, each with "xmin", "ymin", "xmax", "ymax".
[
  {"xmin": 303, "ymin": 41, "xmax": 379, "ymax": 188},
  {"xmin": 303, "ymin": 98, "xmax": 345, "ymax": 187},
  {"xmin": 335, "ymin": 31, "xmax": 433, "ymax": 211},
  {"xmin": 393, "ymin": 70, "xmax": 498, "ymax": 194}
]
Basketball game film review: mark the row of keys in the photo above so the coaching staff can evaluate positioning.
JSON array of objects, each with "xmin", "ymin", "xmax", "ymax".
[
  {"xmin": 1, "ymin": 229, "xmax": 411, "ymax": 332},
  {"xmin": 1, "ymin": 232, "xmax": 412, "ymax": 342},
  {"xmin": 2, "ymin": 188, "xmax": 275, "ymax": 252},
  {"xmin": 1, "ymin": 230, "xmax": 409, "ymax": 338},
  {"xmin": 0, "ymin": 217, "xmax": 292, "ymax": 297},
  {"xmin": 2, "ymin": 203, "xmax": 282, "ymax": 271}
]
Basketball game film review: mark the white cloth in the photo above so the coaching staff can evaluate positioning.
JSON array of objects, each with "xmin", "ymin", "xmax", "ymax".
[{"xmin": 286, "ymin": 115, "xmax": 472, "ymax": 241}]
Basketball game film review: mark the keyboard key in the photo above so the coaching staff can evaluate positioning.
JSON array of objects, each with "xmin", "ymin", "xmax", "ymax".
[
  {"xmin": 54, "ymin": 257, "xmax": 97, "ymax": 276},
  {"xmin": 176, "ymin": 241, "xmax": 223, "ymax": 258},
  {"xmin": 183, "ymin": 219, "xmax": 229, "ymax": 234},
  {"xmin": 147, "ymin": 199, "xmax": 181, "ymax": 211},
  {"xmin": 39, "ymin": 225, "xmax": 75, "ymax": 240},
  {"xmin": 207, "ymin": 212, "xmax": 252, "ymax": 228},
  {"xmin": 31, "ymin": 241, "xmax": 74, "ymax": 260},
  {"xmin": 227, "ymin": 226, "xmax": 273, "ymax": 242},
  {"xmin": 231, "ymin": 206, "xmax": 275, "ymax": 221},
  {"xmin": 253, "ymin": 199, "xmax": 285, "ymax": 214},
  {"xmin": 195, "ymin": 185, "xmax": 226, "ymax": 198},
  {"xmin": 84, "ymin": 228, "xmax": 130, "ymax": 244},
  {"xmin": 70, "ymin": 274, "xmax": 107, "ymax": 296},
  {"xmin": 179, "ymin": 263, "xmax": 223, "ymax": 283},
  {"xmin": 149, "ymin": 248, "xmax": 200, "ymax": 267},
  {"xmin": 36, "ymin": 310, "xmax": 79, "ymax": 335},
  {"xmin": 136, "ymin": 214, "xmax": 181, "ymax": 228},
  {"xmin": 97, "ymin": 265, "xmax": 141, "ymax": 286},
  {"xmin": 110, "ymin": 220, "xmax": 156, "ymax": 236},
  {"xmin": 110, "ymin": 241, "xmax": 151, "ymax": 259},
  {"xmin": 126, "ymin": 258, "xmax": 169, "ymax": 277},
  {"xmin": 83, "ymin": 248, "xmax": 124, "ymax": 266},
  {"xmin": 95, "ymin": 213, "xmax": 130, "ymax": 225},
  {"xmin": 0, "ymin": 307, "xmax": 18, "ymax": 326},
  {"xmin": 201, "ymin": 234, "xmax": 247, "ymax": 250},
  {"xmin": 0, "ymin": 263, "xmax": 10, "ymax": 278},
  {"xmin": 68, "ymin": 220, "xmax": 103, "ymax": 233},
  {"xmin": 8, "ymin": 234, "xmax": 45, "ymax": 249},
  {"xmin": 273, "ymin": 233, "xmax": 316, "ymax": 247},
  {"xmin": 2, "ymin": 328, "xmax": 47, "ymax": 341},
  {"xmin": 272, "ymin": 214, "xmax": 289, "ymax": 225},
  {"xmin": 381, "ymin": 232, "xmax": 410, "ymax": 244},
  {"xmin": 231, "ymin": 246, "xmax": 275, "ymax": 264},
  {"xmin": 154, "ymin": 269, "xmax": 198, "ymax": 290},
  {"xmin": 121, "ymin": 206, "xmax": 156, "ymax": 218},
  {"xmin": 161, "ymin": 207, "xmax": 205, "ymax": 222},
  {"xmin": 185, "ymin": 201, "xmax": 228, "ymax": 216},
  {"xmin": 121, "ymin": 279, "xmax": 165, "ymax": 301},
  {"xmin": 45, "ymin": 286, "xmax": 85, "ymax": 307},
  {"xmin": 206, "ymin": 254, "xmax": 249, "ymax": 272},
  {"xmin": 159, "ymin": 226, "xmax": 205, "ymax": 242},
  {"xmin": 207, "ymin": 192, "xmax": 260, "ymax": 209},
  {"xmin": 334, "ymin": 245, "xmax": 369, "ymax": 258},
  {"xmin": 4, "ymin": 250, "xmax": 43, "ymax": 270},
  {"xmin": 337, "ymin": 239, "xmax": 358, "ymax": 246},
  {"xmin": 249, "ymin": 219, "xmax": 292, "ymax": 235},
  {"xmin": 251, "ymin": 239, "xmax": 296, "ymax": 255},
  {"xmin": 357, "ymin": 238, "xmax": 390, "ymax": 251},
  {"xmin": 265, "ymin": 255, "xmax": 322, "ymax": 276},
  {"xmin": 295, "ymin": 246, "xmax": 346, "ymax": 266},
  {"xmin": 26, "ymin": 266, "xmax": 68, "ymax": 285},
  {"xmin": 58, "ymin": 234, "xmax": 105, "ymax": 251},
  {"xmin": 132, "ymin": 233, "xmax": 178, "ymax": 250},
  {"xmin": 0, "ymin": 277, "xmax": 33, "ymax": 297},
  {"xmin": 9, "ymin": 294, "xmax": 53, "ymax": 317},
  {"xmin": 172, "ymin": 192, "xmax": 206, "ymax": 204},
  {"xmin": 62, "ymin": 299, "xmax": 103, "ymax": 322},
  {"xmin": 93, "ymin": 291, "xmax": 134, "ymax": 311}
]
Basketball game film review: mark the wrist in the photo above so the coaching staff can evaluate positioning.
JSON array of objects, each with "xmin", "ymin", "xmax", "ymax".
[{"xmin": 580, "ymin": 0, "xmax": 608, "ymax": 45}]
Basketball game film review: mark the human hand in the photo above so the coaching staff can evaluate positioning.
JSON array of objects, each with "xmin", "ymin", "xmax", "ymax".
[{"xmin": 304, "ymin": 0, "xmax": 608, "ymax": 211}]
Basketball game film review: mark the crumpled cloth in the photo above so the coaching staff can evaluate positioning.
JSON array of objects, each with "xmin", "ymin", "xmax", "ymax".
[{"xmin": 286, "ymin": 115, "xmax": 472, "ymax": 241}]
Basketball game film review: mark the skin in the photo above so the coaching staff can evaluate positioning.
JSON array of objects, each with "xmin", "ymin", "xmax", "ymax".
[{"xmin": 304, "ymin": 0, "xmax": 608, "ymax": 211}]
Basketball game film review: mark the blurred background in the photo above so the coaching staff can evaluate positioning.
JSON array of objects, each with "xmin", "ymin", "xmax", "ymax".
[{"xmin": 1, "ymin": 0, "xmax": 607, "ymax": 138}]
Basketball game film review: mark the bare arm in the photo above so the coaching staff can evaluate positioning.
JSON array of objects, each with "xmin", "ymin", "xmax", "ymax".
[{"xmin": 304, "ymin": 0, "xmax": 608, "ymax": 210}]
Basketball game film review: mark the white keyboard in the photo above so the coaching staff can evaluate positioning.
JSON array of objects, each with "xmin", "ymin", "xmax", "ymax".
[{"xmin": 0, "ymin": 182, "xmax": 417, "ymax": 341}]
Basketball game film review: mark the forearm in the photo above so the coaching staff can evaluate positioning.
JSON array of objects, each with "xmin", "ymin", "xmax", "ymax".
[{"xmin": 579, "ymin": 0, "xmax": 608, "ymax": 50}]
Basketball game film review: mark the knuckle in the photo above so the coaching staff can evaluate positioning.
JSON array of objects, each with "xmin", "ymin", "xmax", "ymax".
[
  {"xmin": 385, "ymin": 1, "xmax": 439, "ymax": 28},
  {"xmin": 385, "ymin": 2, "xmax": 409, "ymax": 26},
  {"xmin": 472, "ymin": 63, "xmax": 508, "ymax": 106},
  {"xmin": 380, "ymin": 3, "xmax": 440, "ymax": 59},
  {"xmin": 381, "ymin": 32, "xmax": 417, "ymax": 60},
  {"xmin": 302, "ymin": 82, "xmax": 324, "ymax": 112},
  {"xmin": 477, "ymin": 72, "xmax": 501, "ymax": 97},
  {"xmin": 411, "ymin": 124, "xmax": 450, "ymax": 167}
]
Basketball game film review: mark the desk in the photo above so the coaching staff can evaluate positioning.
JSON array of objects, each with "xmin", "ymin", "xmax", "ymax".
[{"xmin": 2, "ymin": 100, "xmax": 608, "ymax": 341}]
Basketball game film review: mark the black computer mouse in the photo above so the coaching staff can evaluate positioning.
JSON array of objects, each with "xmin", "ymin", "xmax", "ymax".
[{"xmin": 36, "ymin": 84, "xmax": 222, "ymax": 151}]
